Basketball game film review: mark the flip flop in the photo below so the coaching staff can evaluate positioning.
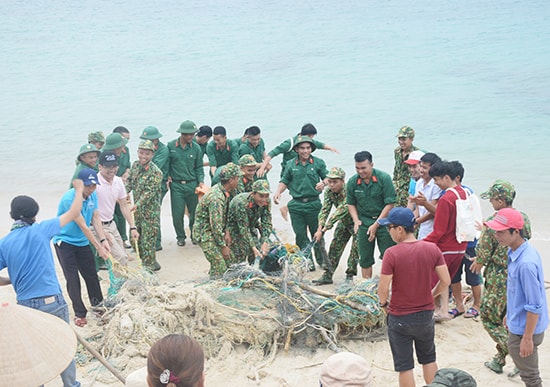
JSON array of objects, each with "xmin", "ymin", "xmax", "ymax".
[
  {"xmin": 448, "ymin": 308, "xmax": 465, "ymax": 319},
  {"xmin": 464, "ymin": 307, "xmax": 479, "ymax": 318}
]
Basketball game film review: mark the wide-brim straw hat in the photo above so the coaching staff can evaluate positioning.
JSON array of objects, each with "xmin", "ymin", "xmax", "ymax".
[{"xmin": 0, "ymin": 302, "xmax": 77, "ymax": 386}]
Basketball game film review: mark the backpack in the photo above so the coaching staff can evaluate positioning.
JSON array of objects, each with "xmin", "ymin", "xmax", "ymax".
[{"xmin": 449, "ymin": 187, "xmax": 483, "ymax": 243}]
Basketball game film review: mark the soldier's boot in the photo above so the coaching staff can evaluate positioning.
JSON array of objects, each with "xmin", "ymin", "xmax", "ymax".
[
  {"xmin": 313, "ymin": 271, "xmax": 333, "ymax": 285},
  {"xmin": 484, "ymin": 358, "xmax": 504, "ymax": 374}
]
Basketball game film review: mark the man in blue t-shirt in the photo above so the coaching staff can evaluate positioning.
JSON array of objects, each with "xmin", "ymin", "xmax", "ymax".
[{"xmin": 0, "ymin": 179, "xmax": 87, "ymax": 387}]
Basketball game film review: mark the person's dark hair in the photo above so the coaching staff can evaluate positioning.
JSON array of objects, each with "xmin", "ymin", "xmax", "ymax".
[
  {"xmin": 246, "ymin": 126, "xmax": 261, "ymax": 136},
  {"xmin": 212, "ymin": 126, "xmax": 226, "ymax": 136},
  {"xmin": 429, "ymin": 161, "xmax": 458, "ymax": 180},
  {"xmin": 354, "ymin": 151, "xmax": 373, "ymax": 163},
  {"xmin": 450, "ymin": 160, "xmax": 464, "ymax": 182},
  {"xmin": 403, "ymin": 225, "xmax": 415, "ymax": 233},
  {"xmin": 112, "ymin": 126, "xmax": 129, "ymax": 134},
  {"xmin": 147, "ymin": 334, "xmax": 204, "ymax": 387},
  {"xmin": 419, "ymin": 152, "xmax": 441, "ymax": 166},
  {"xmin": 508, "ymin": 228, "xmax": 525, "ymax": 238},
  {"xmin": 10, "ymin": 195, "xmax": 39, "ymax": 225},
  {"xmin": 197, "ymin": 126, "xmax": 212, "ymax": 138},
  {"xmin": 300, "ymin": 123, "xmax": 317, "ymax": 136}
]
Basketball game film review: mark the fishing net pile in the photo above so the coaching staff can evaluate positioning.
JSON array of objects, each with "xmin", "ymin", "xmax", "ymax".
[{"xmin": 78, "ymin": 241, "xmax": 386, "ymax": 378}]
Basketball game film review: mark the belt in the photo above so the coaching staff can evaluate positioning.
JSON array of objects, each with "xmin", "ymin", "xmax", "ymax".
[
  {"xmin": 174, "ymin": 180, "xmax": 195, "ymax": 185},
  {"xmin": 294, "ymin": 197, "xmax": 319, "ymax": 203},
  {"xmin": 102, "ymin": 220, "xmax": 113, "ymax": 225}
]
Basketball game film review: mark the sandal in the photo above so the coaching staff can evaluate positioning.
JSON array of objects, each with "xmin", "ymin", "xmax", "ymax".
[
  {"xmin": 464, "ymin": 307, "xmax": 479, "ymax": 318},
  {"xmin": 448, "ymin": 308, "xmax": 464, "ymax": 319},
  {"xmin": 74, "ymin": 317, "xmax": 87, "ymax": 327}
]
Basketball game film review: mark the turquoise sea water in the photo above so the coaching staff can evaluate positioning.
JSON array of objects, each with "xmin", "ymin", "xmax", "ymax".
[{"xmin": 1, "ymin": 1, "xmax": 549, "ymax": 237}]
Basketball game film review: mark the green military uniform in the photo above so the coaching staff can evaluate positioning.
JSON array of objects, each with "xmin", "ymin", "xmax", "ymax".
[
  {"xmin": 317, "ymin": 168, "xmax": 359, "ymax": 280},
  {"xmin": 71, "ymin": 144, "xmax": 100, "ymax": 185},
  {"xmin": 392, "ymin": 126, "xmax": 419, "ymax": 207},
  {"xmin": 280, "ymin": 137, "xmax": 328, "ymax": 268},
  {"xmin": 126, "ymin": 140, "xmax": 163, "ymax": 271},
  {"xmin": 267, "ymin": 135, "xmax": 325, "ymax": 177},
  {"xmin": 206, "ymin": 139, "xmax": 240, "ymax": 171},
  {"xmin": 140, "ymin": 126, "xmax": 169, "ymax": 250},
  {"xmin": 168, "ymin": 121, "xmax": 205, "ymax": 244},
  {"xmin": 475, "ymin": 180, "xmax": 531, "ymax": 370},
  {"xmin": 227, "ymin": 183, "xmax": 273, "ymax": 264},
  {"xmin": 346, "ymin": 168, "xmax": 396, "ymax": 269},
  {"xmin": 193, "ymin": 164, "xmax": 242, "ymax": 277},
  {"xmin": 238, "ymin": 138, "xmax": 266, "ymax": 164}
]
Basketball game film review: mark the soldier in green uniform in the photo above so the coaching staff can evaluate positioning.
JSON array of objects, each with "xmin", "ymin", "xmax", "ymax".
[
  {"xmin": 392, "ymin": 126, "xmax": 419, "ymax": 208},
  {"xmin": 140, "ymin": 126, "xmax": 169, "ymax": 251},
  {"xmin": 470, "ymin": 180, "xmax": 531, "ymax": 375},
  {"xmin": 167, "ymin": 120, "xmax": 205, "ymax": 246},
  {"xmin": 206, "ymin": 126, "xmax": 240, "ymax": 177},
  {"xmin": 71, "ymin": 144, "xmax": 100, "ymax": 183},
  {"xmin": 273, "ymin": 136, "xmax": 329, "ymax": 271},
  {"xmin": 227, "ymin": 180, "xmax": 273, "ymax": 265},
  {"xmin": 88, "ymin": 131, "xmax": 105, "ymax": 151},
  {"xmin": 194, "ymin": 125, "xmax": 212, "ymax": 161},
  {"xmin": 313, "ymin": 167, "xmax": 359, "ymax": 285},
  {"xmin": 257, "ymin": 123, "xmax": 339, "ymax": 178},
  {"xmin": 347, "ymin": 151, "xmax": 396, "ymax": 279},
  {"xmin": 238, "ymin": 126, "xmax": 267, "ymax": 166},
  {"xmin": 126, "ymin": 140, "xmax": 163, "ymax": 271},
  {"xmin": 193, "ymin": 163, "xmax": 242, "ymax": 278}
]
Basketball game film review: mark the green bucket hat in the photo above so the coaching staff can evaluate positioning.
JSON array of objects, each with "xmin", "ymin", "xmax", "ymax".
[
  {"xmin": 138, "ymin": 140, "xmax": 156, "ymax": 152},
  {"xmin": 425, "ymin": 368, "xmax": 476, "ymax": 387},
  {"xmin": 293, "ymin": 135, "xmax": 316, "ymax": 152},
  {"xmin": 87, "ymin": 131, "xmax": 105, "ymax": 143},
  {"xmin": 239, "ymin": 154, "xmax": 259, "ymax": 167},
  {"xmin": 177, "ymin": 120, "xmax": 198, "ymax": 134},
  {"xmin": 219, "ymin": 162, "xmax": 243, "ymax": 180},
  {"xmin": 252, "ymin": 180, "xmax": 270, "ymax": 194},
  {"xmin": 77, "ymin": 143, "xmax": 100, "ymax": 157},
  {"xmin": 396, "ymin": 125, "xmax": 415, "ymax": 138},
  {"xmin": 102, "ymin": 133, "xmax": 128, "ymax": 151},
  {"xmin": 480, "ymin": 180, "xmax": 516, "ymax": 202},
  {"xmin": 140, "ymin": 126, "xmax": 163, "ymax": 140},
  {"xmin": 326, "ymin": 167, "xmax": 345, "ymax": 179}
]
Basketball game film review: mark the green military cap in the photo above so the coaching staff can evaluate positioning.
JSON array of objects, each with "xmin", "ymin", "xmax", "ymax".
[
  {"xmin": 425, "ymin": 368, "xmax": 476, "ymax": 387},
  {"xmin": 138, "ymin": 140, "xmax": 156, "ymax": 152},
  {"xmin": 239, "ymin": 154, "xmax": 258, "ymax": 167},
  {"xmin": 102, "ymin": 132, "xmax": 128, "ymax": 151},
  {"xmin": 396, "ymin": 125, "xmax": 415, "ymax": 138},
  {"xmin": 293, "ymin": 135, "xmax": 317, "ymax": 151},
  {"xmin": 87, "ymin": 131, "xmax": 105, "ymax": 143},
  {"xmin": 252, "ymin": 180, "xmax": 270, "ymax": 194},
  {"xmin": 78, "ymin": 143, "xmax": 100, "ymax": 157},
  {"xmin": 140, "ymin": 126, "xmax": 163, "ymax": 140},
  {"xmin": 480, "ymin": 180, "xmax": 516, "ymax": 202},
  {"xmin": 219, "ymin": 162, "xmax": 243, "ymax": 180},
  {"xmin": 326, "ymin": 167, "xmax": 345, "ymax": 179},
  {"xmin": 177, "ymin": 120, "xmax": 198, "ymax": 134}
]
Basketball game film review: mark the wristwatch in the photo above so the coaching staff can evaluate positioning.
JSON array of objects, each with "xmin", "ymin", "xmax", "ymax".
[{"xmin": 379, "ymin": 301, "xmax": 389, "ymax": 308}]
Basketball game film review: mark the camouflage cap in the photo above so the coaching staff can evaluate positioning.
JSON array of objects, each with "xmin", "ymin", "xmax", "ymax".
[
  {"xmin": 177, "ymin": 120, "xmax": 198, "ymax": 134},
  {"xmin": 326, "ymin": 167, "xmax": 345, "ymax": 179},
  {"xmin": 88, "ymin": 131, "xmax": 105, "ymax": 143},
  {"xmin": 425, "ymin": 368, "xmax": 476, "ymax": 387},
  {"xmin": 140, "ymin": 126, "xmax": 163, "ymax": 140},
  {"xmin": 219, "ymin": 162, "xmax": 243, "ymax": 180},
  {"xmin": 396, "ymin": 125, "xmax": 415, "ymax": 138},
  {"xmin": 480, "ymin": 180, "xmax": 516, "ymax": 202},
  {"xmin": 252, "ymin": 180, "xmax": 270, "ymax": 194},
  {"xmin": 78, "ymin": 143, "xmax": 100, "ymax": 158},
  {"xmin": 293, "ymin": 135, "xmax": 317, "ymax": 151},
  {"xmin": 239, "ymin": 154, "xmax": 258, "ymax": 167},
  {"xmin": 138, "ymin": 140, "xmax": 156, "ymax": 152},
  {"xmin": 102, "ymin": 133, "xmax": 128, "ymax": 151}
]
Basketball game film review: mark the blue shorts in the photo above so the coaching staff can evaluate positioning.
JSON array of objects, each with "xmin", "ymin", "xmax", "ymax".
[
  {"xmin": 451, "ymin": 247, "xmax": 483, "ymax": 286},
  {"xmin": 387, "ymin": 310, "xmax": 436, "ymax": 372}
]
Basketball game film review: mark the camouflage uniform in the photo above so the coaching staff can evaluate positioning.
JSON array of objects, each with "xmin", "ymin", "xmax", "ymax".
[
  {"xmin": 475, "ymin": 180, "xmax": 531, "ymax": 368},
  {"xmin": 392, "ymin": 126, "xmax": 419, "ymax": 207},
  {"xmin": 126, "ymin": 141, "xmax": 163, "ymax": 270},
  {"xmin": 231, "ymin": 154, "xmax": 258, "ymax": 197},
  {"xmin": 318, "ymin": 169, "xmax": 359, "ymax": 279},
  {"xmin": 193, "ymin": 164, "xmax": 242, "ymax": 277},
  {"xmin": 227, "ymin": 181, "xmax": 273, "ymax": 264}
]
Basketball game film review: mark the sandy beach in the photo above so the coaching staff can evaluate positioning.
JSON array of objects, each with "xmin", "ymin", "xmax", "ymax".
[{"xmin": 1, "ymin": 191, "xmax": 549, "ymax": 387}]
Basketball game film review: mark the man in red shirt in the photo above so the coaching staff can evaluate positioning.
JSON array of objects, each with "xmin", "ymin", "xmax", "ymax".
[
  {"xmin": 423, "ymin": 161, "xmax": 468, "ymax": 321},
  {"xmin": 378, "ymin": 207, "xmax": 450, "ymax": 387}
]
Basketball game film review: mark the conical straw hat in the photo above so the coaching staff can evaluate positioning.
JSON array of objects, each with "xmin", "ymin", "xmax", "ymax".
[{"xmin": 0, "ymin": 302, "xmax": 77, "ymax": 387}]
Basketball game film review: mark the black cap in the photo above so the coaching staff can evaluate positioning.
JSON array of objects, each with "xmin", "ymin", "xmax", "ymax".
[
  {"xmin": 10, "ymin": 195, "xmax": 39, "ymax": 222},
  {"xmin": 99, "ymin": 151, "xmax": 118, "ymax": 167}
]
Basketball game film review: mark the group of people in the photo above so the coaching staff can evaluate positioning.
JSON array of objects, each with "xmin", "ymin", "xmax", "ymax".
[{"xmin": 0, "ymin": 121, "xmax": 548, "ymax": 387}]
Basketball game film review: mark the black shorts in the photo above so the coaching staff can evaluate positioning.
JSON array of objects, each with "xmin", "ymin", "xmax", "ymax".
[{"xmin": 387, "ymin": 310, "xmax": 436, "ymax": 372}]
